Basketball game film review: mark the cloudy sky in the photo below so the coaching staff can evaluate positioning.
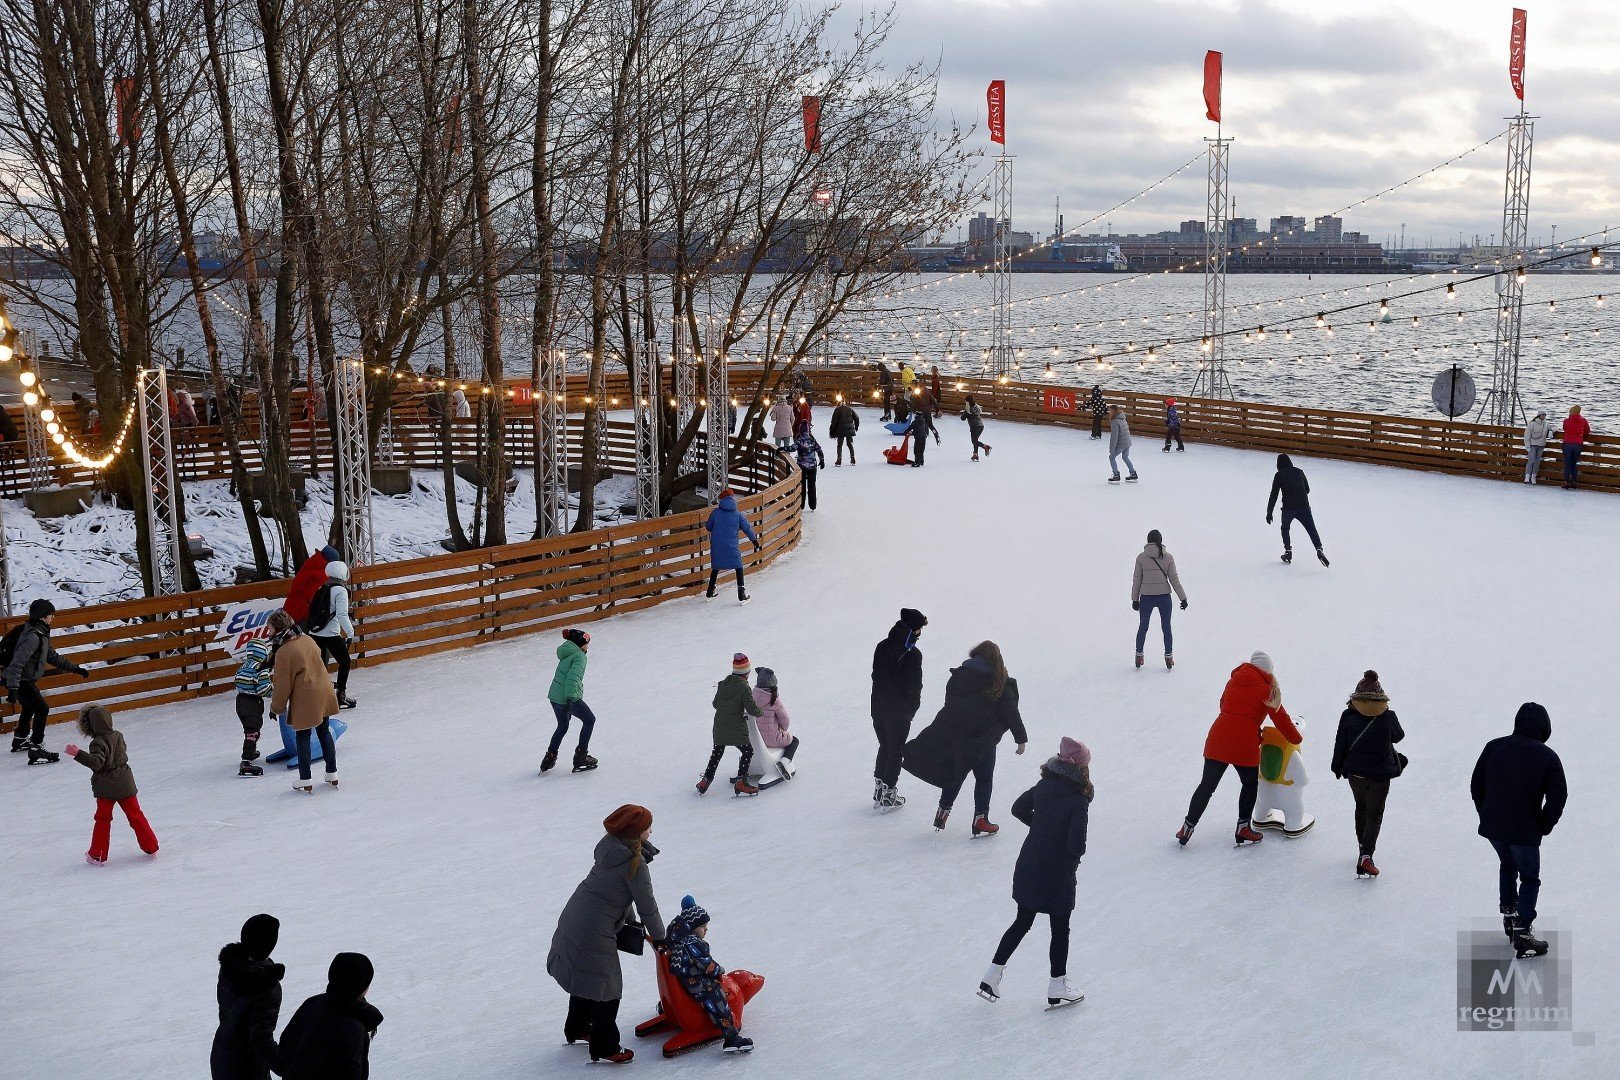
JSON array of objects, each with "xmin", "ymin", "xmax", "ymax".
[{"xmin": 877, "ymin": 0, "xmax": 1620, "ymax": 248}]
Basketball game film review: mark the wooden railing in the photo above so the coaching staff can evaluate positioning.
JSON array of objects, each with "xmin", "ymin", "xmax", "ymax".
[{"xmin": 1, "ymin": 429, "xmax": 800, "ymax": 732}]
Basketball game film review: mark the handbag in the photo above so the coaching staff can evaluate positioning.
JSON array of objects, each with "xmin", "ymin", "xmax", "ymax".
[
  {"xmin": 1347, "ymin": 715, "xmax": 1407, "ymax": 776},
  {"xmin": 616, "ymin": 919, "xmax": 645, "ymax": 956}
]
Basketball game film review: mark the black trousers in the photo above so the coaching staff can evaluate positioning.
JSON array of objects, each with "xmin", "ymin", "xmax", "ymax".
[
  {"xmin": 235, "ymin": 693, "xmax": 265, "ymax": 760},
  {"xmin": 1185, "ymin": 758, "xmax": 1259, "ymax": 826},
  {"xmin": 799, "ymin": 465, "xmax": 818, "ymax": 510},
  {"xmin": 1281, "ymin": 507, "xmax": 1323, "ymax": 552},
  {"xmin": 938, "ymin": 747, "xmax": 996, "ymax": 816},
  {"xmin": 835, "ymin": 435, "xmax": 855, "ymax": 462},
  {"xmin": 706, "ymin": 566, "xmax": 745, "ymax": 597},
  {"xmin": 872, "ymin": 714, "xmax": 911, "ymax": 787},
  {"xmin": 1348, "ymin": 775, "xmax": 1391, "ymax": 856},
  {"xmin": 1090, "ymin": 414, "xmax": 1103, "ymax": 438},
  {"xmin": 703, "ymin": 742, "xmax": 753, "ymax": 782},
  {"xmin": 565, "ymin": 995, "xmax": 623, "ymax": 1060},
  {"xmin": 1164, "ymin": 424, "xmax": 1184, "ymax": 450},
  {"xmin": 312, "ymin": 635, "xmax": 351, "ymax": 696},
  {"xmin": 992, "ymin": 906, "xmax": 1071, "ymax": 978},
  {"xmin": 913, "ymin": 433, "xmax": 929, "ymax": 465},
  {"xmin": 13, "ymin": 681, "xmax": 48, "ymax": 744},
  {"xmin": 968, "ymin": 423, "xmax": 989, "ymax": 455}
]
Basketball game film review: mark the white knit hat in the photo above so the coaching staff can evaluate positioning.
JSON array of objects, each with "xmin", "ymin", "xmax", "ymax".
[{"xmin": 1249, "ymin": 651, "xmax": 1274, "ymax": 674}]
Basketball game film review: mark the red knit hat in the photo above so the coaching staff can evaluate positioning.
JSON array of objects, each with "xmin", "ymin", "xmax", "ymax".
[
  {"xmin": 732, "ymin": 652, "xmax": 751, "ymax": 675},
  {"xmin": 603, "ymin": 804, "xmax": 653, "ymax": 837}
]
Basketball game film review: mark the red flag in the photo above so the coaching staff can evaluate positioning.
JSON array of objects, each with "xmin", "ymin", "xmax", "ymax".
[
  {"xmin": 1202, "ymin": 51, "xmax": 1222, "ymax": 123},
  {"xmin": 802, "ymin": 95, "xmax": 822, "ymax": 153},
  {"xmin": 114, "ymin": 76, "xmax": 141, "ymax": 146},
  {"xmin": 987, "ymin": 80, "xmax": 1005, "ymax": 145},
  {"xmin": 1509, "ymin": 8, "xmax": 1527, "ymax": 101}
]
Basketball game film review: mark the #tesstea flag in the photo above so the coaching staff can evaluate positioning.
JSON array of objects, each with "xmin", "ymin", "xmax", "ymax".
[
  {"xmin": 802, "ymin": 96, "xmax": 822, "ymax": 152},
  {"xmin": 1509, "ymin": 8, "xmax": 1527, "ymax": 101},
  {"xmin": 1202, "ymin": 51, "xmax": 1222, "ymax": 123},
  {"xmin": 987, "ymin": 80, "xmax": 1005, "ymax": 145}
]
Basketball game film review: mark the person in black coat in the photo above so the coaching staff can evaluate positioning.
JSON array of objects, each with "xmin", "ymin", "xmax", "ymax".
[
  {"xmin": 870, "ymin": 608, "xmax": 927, "ymax": 809},
  {"xmin": 1329, "ymin": 671, "xmax": 1406, "ymax": 878},
  {"xmin": 902, "ymin": 641, "xmax": 1028, "ymax": 835},
  {"xmin": 1266, "ymin": 454, "xmax": 1328, "ymax": 565},
  {"xmin": 211, "ymin": 915, "xmax": 284, "ymax": 1080},
  {"xmin": 279, "ymin": 952, "xmax": 383, "ymax": 1080},
  {"xmin": 978, "ymin": 738, "xmax": 1091, "ymax": 1008},
  {"xmin": 873, "ymin": 362, "xmax": 894, "ymax": 420},
  {"xmin": 1088, "ymin": 386, "xmax": 1106, "ymax": 440},
  {"xmin": 1470, "ymin": 702, "xmax": 1567, "ymax": 953},
  {"xmin": 908, "ymin": 402, "xmax": 940, "ymax": 467}
]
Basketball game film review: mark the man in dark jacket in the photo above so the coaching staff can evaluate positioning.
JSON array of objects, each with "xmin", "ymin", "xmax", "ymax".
[
  {"xmin": 211, "ymin": 914, "xmax": 284, "ymax": 1080},
  {"xmin": 871, "ymin": 609, "xmax": 927, "ymax": 810},
  {"xmin": 1470, "ymin": 702, "xmax": 1567, "ymax": 957},
  {"xmin": 829, "ymin": 400, "xmax": 860, "ymax": 465},
  {"xmin": 874, "ymin": 362, "xmax": 894, "ymax": 420},
  {"xmin": 4, "ymin": 598, "xmax": 90, "ymax": 763},
  {"xmin": 1266, "ymin": 454, "xmax": 1328, "ymax": 566},
  {"xmin": 909, "ymin": 404, "xmax": 940, "ymax": 467},
  {"xmin": 1088, "ymin": 386, "xmax": 1106, "ymax": 439},
  {"xmin": 279, "ymin": 952, "xmax": 382, "ymax": 1080}
]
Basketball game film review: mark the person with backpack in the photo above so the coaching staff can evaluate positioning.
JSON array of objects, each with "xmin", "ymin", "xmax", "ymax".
[
  {"xmin": 829, "ymin": 399, "xmax": 860, "ymax": 465},
  {"xmin": 283, "ymin": 545, "xmax": 341, "ymax": 626},
  {"xmin": 794, "ymin": 421, "xmax": 826, "ymax": 511},
  {"xmin": 305, "ymin": 562, "xmax": 356, "ymax": 710},
  {"xmin": 1131, "ymin": 529, "xmax": 1187, "ymax": 670},
  {"xmin": 543, "ymin": 629, "xmax": 597, "ymax": 775},
  {"xmin": 1330, "ymin": 670, "xmax": 1406, "ymax": 879},
  {"xmin": 232, "ymin": 613, "xmax": 291, "ymax": 778},
  {"xmin": 4, "ymin": 598, "xmax": 90, "ymax": 764},
  {"xmin": 961, "ymin": 395, "xmax": 992, "ymax": 461}
]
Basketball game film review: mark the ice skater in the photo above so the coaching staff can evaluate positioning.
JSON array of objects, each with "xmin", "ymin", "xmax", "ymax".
[
  {"xmin": 65, "ymin": 705, "xmax": 159, "ymax": 863},
  {"xmin": 1088, "ymin": 386, "xmax": 1106, "ymax": 439},
  {"xmin": 305, "ymin": 561, "xmax": 357, "ymax": 710},
  {"xmin": 1330, "ymin": 670, "xmax": 1406, "ymax": 878},
  {"xmin": 1175, "ymin": 652, "xmax": 1300, "ymax": 847},
  {"xmin": 4, "ymin": 598, "xmax": 91, "ymax": 764},
  {"xmin": 666, "ymin": 896, "xmax": 755, "ymax": 1053},
  {"xmin": 979, "ymin": 738, "xmax": 1090, "ymax": 1011},
  {"xmin": 961, "ymin": 395, "xmax": 992, "ymax": 460},
  {"xmin": 769, "ymin": 396, "xmax": 795, "ymax": 449},
  {"xmin": 1163, "ymin": 398, "xmax": 1184, "ymax": 451},
  {"xmin": 1470, "ymin": 703, "xmax": 1566, "ymax": 959},
  {"xmin": 543, "ymin": 628, "xmax": 597, "ymax": 774},
  {"xmin": 269, "ymin": 618, "xmax": 341, "ymax": 794},
  {"xmin": 703, "ymin": 489, "xmax": 761, "ymax": 603},
  {"xmin": 1107, "ymin": 405, "xmax": 1137, "ymax": 483},
  {"xmin": 1266, "ymin": 454, "xmax": 1328, "ymax": 566},
  {"xmin": 829, "ymin": 398, "xmax": 860, "ymax": 465},
  {"xmin": 870, "ymin": 608, "xmax": 927, "ymax": 810},
  {"xmin": 1131, "ymin": 529, "xmax": 1187, "ymax": 670},
  {"xmin": 1557, "ymin": 405, "xmax": 1590, "ymax": 489},
  {"xmin": 794, "ymin": 421, "xmax": 826, "ymax": 511},
  {"xmin": 231, "ymin": 617, "xmax": 280, "ymax": 777},
  {"xmin": 909, "ymin": 396, "xmax": 940, "ymax": 467},
  {"xmin": 699, "ymin": 653, "xmax": 762, "ymax": 795}
]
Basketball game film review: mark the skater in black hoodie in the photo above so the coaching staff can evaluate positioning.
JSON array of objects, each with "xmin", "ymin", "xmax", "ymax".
[
  {"xmin": 279, "ymin": 952, "xmax": 383, "ymax": 1080},
  {"xmin": 4, "ymin": 598, "xmax": 90, "ymax": 763},
  {"xmin": 871, "ymin": 609, "xmax": 927, "ymax": 809},
  {"xmin": 1266, "ymin": 454, "xmax": 1328, "ymax": 566},
  {"xmin": 1470, "ymin": 703, "xmax": 1567, "ymax": 958},
  {"xmin": 211, "ymin": 914, "xmax": 285, "ymax": 1080}
]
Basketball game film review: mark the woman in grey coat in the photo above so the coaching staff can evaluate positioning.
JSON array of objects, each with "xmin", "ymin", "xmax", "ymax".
[
  {"xmin": 547, "ymin": 804, "xmax": 666, "ymax": 1063},
  {"xmin": 1107, "ymin": 405, "xmax": 1137, "ymax": 483}
]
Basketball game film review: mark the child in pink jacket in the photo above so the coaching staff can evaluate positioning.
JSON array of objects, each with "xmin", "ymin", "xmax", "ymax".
[{"xmin": 751, "ymin": 668, "xmax": 799, "ymax": 762}]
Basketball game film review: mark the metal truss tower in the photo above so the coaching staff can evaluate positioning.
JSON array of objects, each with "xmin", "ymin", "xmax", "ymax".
[
  {"xmin": 1190, "ymin": 136, "xmax": 1233, "ymax": 399},
  {"xmin": 1479, "ymin": 112, "xmax": 1534, "ymax": 427},
  {"xmin": 135, "ymin": 367, "xmax": 186, "ymax": 595},
  {"xmin": 333, "ymin": 358, "xmax": 374, "ymax": 566}
]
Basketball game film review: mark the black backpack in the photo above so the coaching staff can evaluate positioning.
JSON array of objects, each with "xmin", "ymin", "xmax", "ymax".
[
  {"xmin": 0, "ymin": 623, "xmax": 26, "ymax": 669},
  {"xmin": 303, "ymin": 583, "xmax": 337, "ymax": 633}
]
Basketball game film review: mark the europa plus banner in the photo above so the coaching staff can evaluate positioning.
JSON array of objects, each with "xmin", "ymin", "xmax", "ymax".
[
  {"xmin": 1509, "ymin": 8, "xmax": 1527, "ymax": 101},
  {"xmin": 987, "ymin": 80, "xmax": 1005, "ymax": 145},
  {"xmin": 1203, "ymin": 51, "xmax": 1222, "ymax": 123},
  {"xmin": 802, "ymin": 95, "xmax": 822, "ymax": 152},
  {"xmin": 216, "ymin": 598, "xmax": 286, "ymax": 656},
  {"xmin": 1042, "ymin": 388, "xmax": 1077, "ymax": 415}
]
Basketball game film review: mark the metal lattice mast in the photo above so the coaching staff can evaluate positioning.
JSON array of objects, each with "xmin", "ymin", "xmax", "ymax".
[
  {"xmin": 1191, "ymin": 136, "xmax": 1233, "ymax": 399},
  {"xmin": 135, "ymin": 367, "xmax": 186, "ymax": 595},
  {"xmin": 1480, "ymin": 113, "xmax": 1534, "ymax": 427},
  {"xmin": 705, "ymin": 351, "xmax": 728, "ymax": 499},
  {"xmin": 21, "ymin": 390, "xmax": 52, "ymax": 492},
  {"xmin": 0, "ymin": 494, "xmax": 12, "ymax": 617},
  {"xmin": 591, "ymin": 358, "xmax": 609, "ymax": 476},
  {"xmin": 333, "ymin": 358, "xmax": 374, "ymax": 565},
  {"xmin": 674, "ymin": 320, "xmax": 700, "ymax": 476},
  {"xmin": 377, "ymin": 406, "xmax": 396, "ymax": 466},
  {"xmin": 535, "ymin": 347, "xmax": 568, "ymax": 537},
  {"xmin": 990, "ymin": 154, "xmax": 1014, "ymax": 377},
  {"xmin": 631, "ymin": 336, "xmax": 660, "ymax": 520}
]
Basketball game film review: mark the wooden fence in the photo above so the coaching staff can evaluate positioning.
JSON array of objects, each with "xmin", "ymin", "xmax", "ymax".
[{"xmin": 1, "ymin": 429, "xmax": 800, "ymax": 733}]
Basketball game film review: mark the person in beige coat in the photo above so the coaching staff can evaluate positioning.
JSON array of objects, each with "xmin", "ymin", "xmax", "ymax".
[
  {"xmin": 1131, "ymin": 529, "xmax": 1188, "ymax": 670},
  {"xmin": 268, "ymin": 615, "xmax": 341, "ymax": 793}
]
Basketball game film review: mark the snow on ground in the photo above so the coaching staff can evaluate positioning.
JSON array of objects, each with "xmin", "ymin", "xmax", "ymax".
[
  {"xmin": 3, "ymin": 409, "xmax": 1616, "ymax": 1079},
  {"xmin": 3, "ymin": 467, "xmax": 639, "ymax": 607}
]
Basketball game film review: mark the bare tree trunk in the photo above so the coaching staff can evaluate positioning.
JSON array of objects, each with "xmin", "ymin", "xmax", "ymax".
[{"xmin": 461, "ymin": 0, "xmax": 505, "ymax": 545}]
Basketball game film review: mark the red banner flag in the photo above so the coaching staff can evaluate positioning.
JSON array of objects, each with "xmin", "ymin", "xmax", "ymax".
[
  {"xmin": 114, "ymin": 76, "xmax": 141, "ymax": 146},
  {"xmin": 1509, "ymin": 8, "xmax": 1527, "ymax": 101},
  {"xmin": 1202, "ymin": 51, "xmax": 1222, "ymax": 123},
  {"xmin": 987, "ymin": 80, "xmax": 1005, "ymax": 145},
  {"xmin": 1042, "ymin": 388, "xmax": 1077, "ymax": 415},
  {"xmin": 802, "ymin": 95, "xmax": 822, "ymax": 152}
]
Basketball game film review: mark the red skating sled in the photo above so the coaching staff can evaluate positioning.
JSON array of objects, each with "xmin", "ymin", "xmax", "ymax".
[
  {"xmin": 883, "ymin": 434, "xmax": 911, "ymax": 465},
  {"xmin": 634, "ymin": 951, "xmax": 764, "ymax": 1057}
]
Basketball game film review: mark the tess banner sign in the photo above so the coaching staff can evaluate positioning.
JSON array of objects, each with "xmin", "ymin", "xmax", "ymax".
[
  {"xmin": 987, "ymin": 80, "xmax": 1005, "ymax": 145},
  {"xmin": 1042, "ymin": 388, "xmax": 1077, "ymax": 415},
  {"xmin": 1508, "ymin": 9, "xmax": 1527, "ymax": 101}
]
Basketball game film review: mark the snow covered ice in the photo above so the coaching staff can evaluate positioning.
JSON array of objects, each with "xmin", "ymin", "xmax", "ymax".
[{"xmin": 3, "ymin": 411, "xmax": 1615, "ymax": 1078}]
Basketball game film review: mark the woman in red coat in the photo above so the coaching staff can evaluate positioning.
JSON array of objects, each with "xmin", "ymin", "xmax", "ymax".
[{"xmin": 1176, "ymin": 651, "xmax": 1301, "ymax": 847}]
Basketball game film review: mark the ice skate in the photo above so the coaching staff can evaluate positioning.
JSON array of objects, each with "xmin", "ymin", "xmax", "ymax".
[
  {"xmin": 1234, "ymin": 823, "xmax": 1264, "ymax": 846},
  {"xmin": 738, "ymin": 592, "xmax": 751, "ymax": 604},
  {"xmin": 983, "ymin": 446, "xmax": 991, "ymax": 457},
  {"xmin": 695, "ymin": 776, "xmax": 712, "ymax": 795},
  {"xmin": 1281, "ymin": 549, "xmax": 1293, "ymax": 564},
  {"xmin": 1512, "ymin": 926, "xmax": 1549, "ymax": 959},
  {"xmin": 292, "ymin": 779, "xmax": 314, "ymax": 794},
  {"xmin": 933, "ymin": 807, "xmax": 950, "ymax": 831},
  {"xmin": 337, "ymin": 693, "xmax": 358, "ymax": 710},
  {"xmin": 1356, "ymin": 855, "xmax": 1379, "ymax": 879},
  {"xmin": 971, "ymin": 453, "xmax": 979, "ymax": 461},
  {"xmin": 1175, "ymin": 819, "xmax": 1195, "ymax": 846},
  {"xmin": 705, "ymin": 587, "xmax": 717, "ymax": 600},
  {"xmin": 12, "ymin": 735, "xmax": 30, "ymax": 753},
  {"xmin": 977, "ymin": 963, "xmax": 1005, "ymax": 1002},
  {"xmin": 1316, "ymin": 548, "xmax": 1330, "ymax": 567},
  {"xmin": 878, "ymin": 784, "xmax": 906, "ymax": 811},
  {"xmin": 733, "ymin": 776, "xmax": 760, "ymax": 797},
  {"xmin": 971, "ymin": 815, "xmax": 1000, "ymax": 838},
  {"xmin": 1108, "ymin": 474, "xmax": 1121, "ymax": 483},
  {"xmin": 1134, "ymin": 653, "xmax": 1144, "ymax": 669},
  {"xmin": 721, "ymin": 1029, "xmax": 754, "ymax": 1054},
  {"xmin": 1126, "ymin": 473, "xmax": 1139, "ymax": 483},
  {"xmin": 540, "ymin": 749, "xmax": 558, "ymax": 773},
  {"xmin": 26, "ymin": 742, "xmax": 60, "ymax": 765},
  {"xmin": 572, "ymin": 748, "xmax": 598, "ymax": 772},
  {"xmin": 238, "ymin": 761, "xmax": 265, "ymax": 777},
  {"xmin": 592, "ymin": 1048, "xmax": 634, "ymax": 1064},
  {"xmin": 1499, "ymin": 903, "xmax": 1517, "ymax": 940},
  {"xmin": 873, "ymin": 779, "xmax": 884, "ymax": 807},
  {"xmin": 85, "ymin": 853, "xmax": 107, "ymax": 866},
  {"xmin": 1165, "ymin": 654, "xmax": 1174, "ymax": 670},
  {"xmin": 1046, "ymin": 977, "xmax": 1085, "ymax": 1010},
  {"xmin": 323, "ymin": 773, "xmax": 339, "ymax": 788}
]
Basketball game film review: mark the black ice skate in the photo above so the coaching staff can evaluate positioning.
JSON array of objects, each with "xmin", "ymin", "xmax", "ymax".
[
  {"xmin": 1125, "ymin": 473, "xmax": 1139, "ymax": 483},
  {"xmin": 1176, "ymin": 819, "xmax": 1195, "ymax": 847},
  {"xmin": 540, "ymin": 749, "xmax": 558, "ymax": 774},
  {"xmin": 1512, "ymin": 926, "xmax": 1549, "ymax": 959},
  {"xmin": 1499, "ymin": 903, "xmax": 1517, "ymax": 941},
  {"xmin": 239, "ymin": 761, "xmax": 265, "ymax": 777},
  {"xmin": 1315, "ymin": 548, "xmax": 1330, "ymax": 567},
  {"xmin": 721, "ymin": 1029, "xmax": 754, "ymax": 1054},
  {"xmin": 738, "ymin": 592, "xmax": 751, "ymax": 604},
  {"xmin": 27, "ymin": 744, "xmax": 60, "ymax": 765},
  {"xmin": 12, "ymin": 735, "xmax": 30, "ymax": 753},
  {"xmin": 338, "ymin": 694, "xmax": 358, "ymax": 710},
  {"xmin": 1281, "ymin": 549, "xmax": 1293, "ymax": 564},
  {"xmin": 572, "ymin": 748, "xmax": 598, "ymax": 772}
]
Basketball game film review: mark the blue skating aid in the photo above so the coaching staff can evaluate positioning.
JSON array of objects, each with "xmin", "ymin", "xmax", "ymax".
[{"xmin": 264, "ymin": 712, "xmax": 349, "ymax": 768}]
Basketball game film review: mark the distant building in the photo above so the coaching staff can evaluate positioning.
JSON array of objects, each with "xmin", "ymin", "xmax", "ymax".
[
  {"xmin": 1179, "ymin": 220, "xmax": 1206, "ymax": 238},
  {"xmin": 1313, "ymin": 215, "xmax": 1343, "ymax": 243},
  {"xmin": 1227, "ymin": 218, "xmax": 1260, "ymax": 246},
  {"xmin": 1269, "ymin": 216, "xmax": 1308, "ymax": 241}
]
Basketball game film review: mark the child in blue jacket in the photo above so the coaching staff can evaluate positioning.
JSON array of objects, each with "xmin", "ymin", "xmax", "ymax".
[{"xmin": 666, "ymin": 896, "xmax": 754, "ymax": 1054}]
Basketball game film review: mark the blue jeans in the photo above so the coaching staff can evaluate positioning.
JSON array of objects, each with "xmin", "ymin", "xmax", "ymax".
[
  {"xmin": 1109, "ymin": 446, "xmax": 1135, "ymax": 477},
  {"xmin": 295, "ymin": 720, "xmax": 337, "ymax": 781},
  {"xmin": 1562, "ymin": 444, "xmax": 1582, "ymax": 486},
  {"xmin": 549, "ymin": 699, "xmax": 597, "ymax": 755},
  {"xmin": 1136, "ymin": 593, "xmax": 1173, "ymax": 655},
  {"xmin": 938, "ymin": 747, "xmax": 996, "ymax": 817},
  {"xmin": 1489, "ymin": 839, "xmax": 1541, "ymax": 926}
]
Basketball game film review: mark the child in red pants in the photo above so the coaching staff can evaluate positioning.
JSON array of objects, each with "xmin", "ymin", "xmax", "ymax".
[{"xmin": 64, "ymin": 705, "xmax": 158, "ymax": 864}]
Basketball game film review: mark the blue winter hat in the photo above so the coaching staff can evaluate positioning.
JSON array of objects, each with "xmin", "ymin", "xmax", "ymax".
[{"xmin": 677, "ymin": 894, "xmax": 711, "ymax": 932}]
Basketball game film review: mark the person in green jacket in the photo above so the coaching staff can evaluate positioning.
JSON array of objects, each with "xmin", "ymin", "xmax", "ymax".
[
  {"xmin": 543, "ymin": 629, "xmax": 598, "ymax": 774},
  {"xmin": 698, "ymin": 653, "xmax": 763, "ymax": 796}
]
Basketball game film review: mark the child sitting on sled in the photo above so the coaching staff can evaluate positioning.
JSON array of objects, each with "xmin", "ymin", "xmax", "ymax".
[{"xmin": 666, "ymin": 896, "xmax": 755, "ymax": 1054}]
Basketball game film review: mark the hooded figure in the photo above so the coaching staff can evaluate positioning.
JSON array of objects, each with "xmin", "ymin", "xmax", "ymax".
[
  {"xmin": 211, "ymin": 915, "xmax": 285, "ymax": 1080},
  {"xmin": 870, "ymin": 609, "xmax": 927, "ymax": 806},
  {"xmin": 703, "ymin": 491, "xmax": 760, "ymax": 601},
  {"xmin": 1266, "ymin": 454, "xmax": 1327, "ymax": 564},
  {"xmin": 277, "ymin": 953, "xmax": 383, "ymax": 1080}
]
